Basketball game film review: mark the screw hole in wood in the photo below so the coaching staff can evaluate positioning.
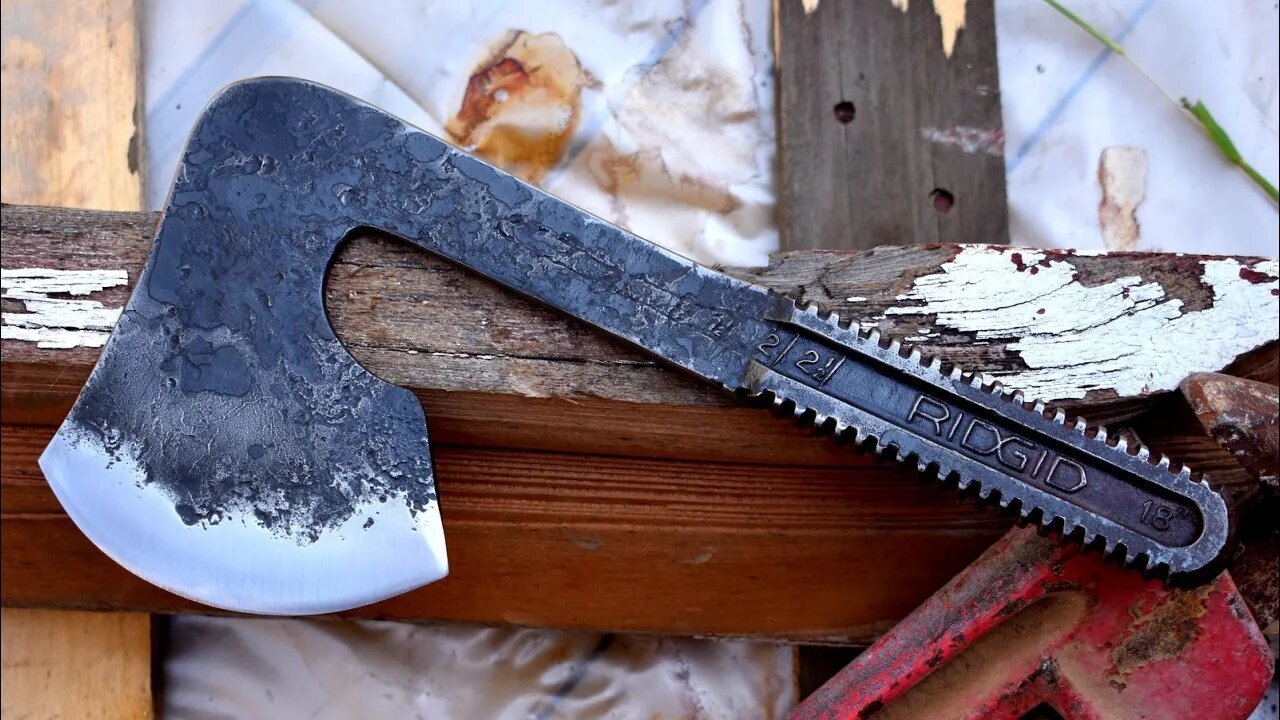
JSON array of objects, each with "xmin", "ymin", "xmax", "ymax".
[
  {"xmin": 930, "ymin": 188, "xmax": 955, "ymax": 213},
  {"xmin": 833, "ymin": 101, "xmax": 856, "ymax": 124}
]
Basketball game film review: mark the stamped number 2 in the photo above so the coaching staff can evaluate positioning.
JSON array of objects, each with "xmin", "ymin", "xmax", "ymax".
[
  {"xmin": 755, "ymin": 333, "xmax": 795, "ymax": 367},
  {"xmin": 794, "ymin": 349, "xmax": 843, "ymax": 384}
]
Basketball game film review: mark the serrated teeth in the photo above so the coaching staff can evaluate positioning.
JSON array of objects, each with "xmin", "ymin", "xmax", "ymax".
[{"xmin": 750, "ymin": 332, "xmax": 1191, "ymax": 579}]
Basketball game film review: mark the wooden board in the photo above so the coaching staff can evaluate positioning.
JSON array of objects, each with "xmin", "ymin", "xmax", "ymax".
[
  {"xmin": 776, "ymin": 0, "xmax": 1008, "ymax": 250},
  {"xmin": 2, "ymin": 204, "xmax": 1276, "ymax": 640},
  {"xmin": 0, "ymin": 608, "xmax": 153, "ymax": 720},
  {"xmin": 0, "ymin": 1, "xmax": 150, "ymax": 717},
  {"xmin": 0, "ymin": 0, "xmax": 144, "ymax": 212}
]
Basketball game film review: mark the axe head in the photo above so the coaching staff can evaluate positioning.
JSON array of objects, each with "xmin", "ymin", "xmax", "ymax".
[{"xmin": 40, "ymin": 78, "xmax": 448, "ymax": 614}]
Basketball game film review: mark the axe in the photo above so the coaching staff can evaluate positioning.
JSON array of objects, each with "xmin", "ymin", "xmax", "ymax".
[{"xmin": 41, "ymin": 78, "xmax": 1230, "ymax": 615}]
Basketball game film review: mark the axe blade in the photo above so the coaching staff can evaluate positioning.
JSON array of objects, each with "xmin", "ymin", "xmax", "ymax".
[{"xmin": 40, "ymin": 78, "xmax": 449, "ymax": 614}]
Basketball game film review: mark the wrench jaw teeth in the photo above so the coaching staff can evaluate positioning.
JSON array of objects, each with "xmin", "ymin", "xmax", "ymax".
[{"xmin": 737, "ymin": 296, "xmax": 1231, "ymax": 583}]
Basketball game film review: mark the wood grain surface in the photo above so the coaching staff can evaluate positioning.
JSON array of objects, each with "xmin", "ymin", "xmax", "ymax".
[
  {"xmin": 0, "ymin": 0, "xmax": 152, "ymax": 717},
  {"xmin": 775, "ymin": 0, "xmax": 1008, "ymax": 251},
  {"xmin": 3, "ymin": 204, "xmax": 1276, "ymax": 640},
  {"xmin": 0, "ymin": 0, "xmax": 144, "ymax": 212}
]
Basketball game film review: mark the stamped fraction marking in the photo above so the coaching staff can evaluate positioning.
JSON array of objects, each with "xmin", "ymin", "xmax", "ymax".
[{"xmin": 754, "ymin": 331, "xmax": 847, "ymax": 387}]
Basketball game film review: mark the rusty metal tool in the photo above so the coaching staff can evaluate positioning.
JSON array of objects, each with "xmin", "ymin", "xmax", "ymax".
[
  {"xmin": 788, "ymin": 525, "xmax": 1274, "ymax": 720},
  {"xmin": 790, "ymin": 371, "xmax": 1279, "ymax": 719},
  {"xmin": 40, "ymin": 78, "xmax": 1230, "ymax": 614},
  {"xmin": 1181, "ymin": 372, "xmax": 1279, "ymax": 649}
]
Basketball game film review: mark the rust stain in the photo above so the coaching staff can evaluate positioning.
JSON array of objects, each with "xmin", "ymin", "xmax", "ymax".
[
  {"xmin": 445, "ymin": 31, "xmax": 595, "ymax": 185},
  {"xmin": 584, "ymin": 144, "xmax": 740, "ymax": 233},
  {"xmin": 1098, "ymin": 147, "xmax": 1147, "ymax": 252},
  {"xmin": 1239, "ymin": 266, "xmax": 1278, "ymax": 284},
  {"xmin": 873, "ymin": 592, "xmax": 1090, "ymax": 720},
  {"xmin": 1110, "ymin": 584, "xmax": 1212, "ymax": 676},
  {"xmin": 1181, "ymin": 372, "xmax": 1279, "ymax": 491}
]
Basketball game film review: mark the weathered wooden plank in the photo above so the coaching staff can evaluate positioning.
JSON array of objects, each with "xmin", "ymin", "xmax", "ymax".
[
  {"xmin": 776, "ymin": 0, "xmax": 1007, "ymax": 251},
  {"xmin": 4, "ymin": 205, "xmax": 1275, "ymax": 416},
  {"xmin": 0, "ymin": 1, "xmax": 150, "ymax": 717},
  {"xmin": 2, "ymin": 204, "xmax": 1277, "ymax": 636}
]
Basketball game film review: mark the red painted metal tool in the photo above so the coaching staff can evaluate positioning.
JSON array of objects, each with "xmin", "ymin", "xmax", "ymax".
[{"xmin": 790, "ymin": 525, "xmax": 1274, "ymax": 719}]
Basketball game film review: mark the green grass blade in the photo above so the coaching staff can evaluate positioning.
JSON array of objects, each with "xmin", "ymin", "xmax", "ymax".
[
  {"xmin": 1182, "ymin": 100, "xmax": 1241, "ymax": 163},
  {"xmin": 1042, "ymin": 0, "xmax": 1126, "ymax": 55},
  {"xmin": 1183, "ymin": 99, "xmax": 1279, "ymax": 202}
]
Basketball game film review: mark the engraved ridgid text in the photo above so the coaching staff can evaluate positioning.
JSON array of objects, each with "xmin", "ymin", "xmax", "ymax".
[{"xmin": 906, "ymin": 394, "xmax": 1088, "ymax": 493}]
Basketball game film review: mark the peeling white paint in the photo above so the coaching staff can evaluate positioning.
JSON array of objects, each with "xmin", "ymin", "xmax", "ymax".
[
  {"xmin": 1, "ymin": 268, "xmax": 128, "ymax": 349},
  {"xmin": 886, "ymin": 247, "xmax": 1280, "ymax": 401},
  {"xmin": 921, "ymin": 126, "xmax": 1004, "ymax": 156},
  {"xmin": 0, "ymin": 326, "xmax": 115, "ymax": 349}
]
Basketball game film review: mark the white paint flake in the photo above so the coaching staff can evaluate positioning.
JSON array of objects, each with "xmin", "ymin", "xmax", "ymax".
[
  {"xmin": 1, "ymin": 268, "xmax": 129, "ymax": 349},
  {"xmin": 921, "ymin": 126, "xmax": 1004, "ymax": 156},
  {"xmin": 886, "ymin": 247, "xmax": 1279, "ymax": 401}
]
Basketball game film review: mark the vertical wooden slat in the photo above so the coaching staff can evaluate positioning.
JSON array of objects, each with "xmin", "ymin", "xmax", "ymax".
[
  {"xmin": 777, "ymin": 0, "xmax": 1011, "ymax": 693},
  {"xmin": 1, "ymin": 0, "xmax": 151, "ymax": 717},
  {"xmin": 776, "ymin": 0, "xmax": 1008, "ymax": 250}
]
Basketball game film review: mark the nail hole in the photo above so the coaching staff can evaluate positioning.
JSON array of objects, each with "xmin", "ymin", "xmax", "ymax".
[
  {"xmin": 833, "ymin": 101, "xmax": 856, "ymax": 124},
  {"xmin": 930, "ymin": 188, "xmax": 954, "ymax": 213}
]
